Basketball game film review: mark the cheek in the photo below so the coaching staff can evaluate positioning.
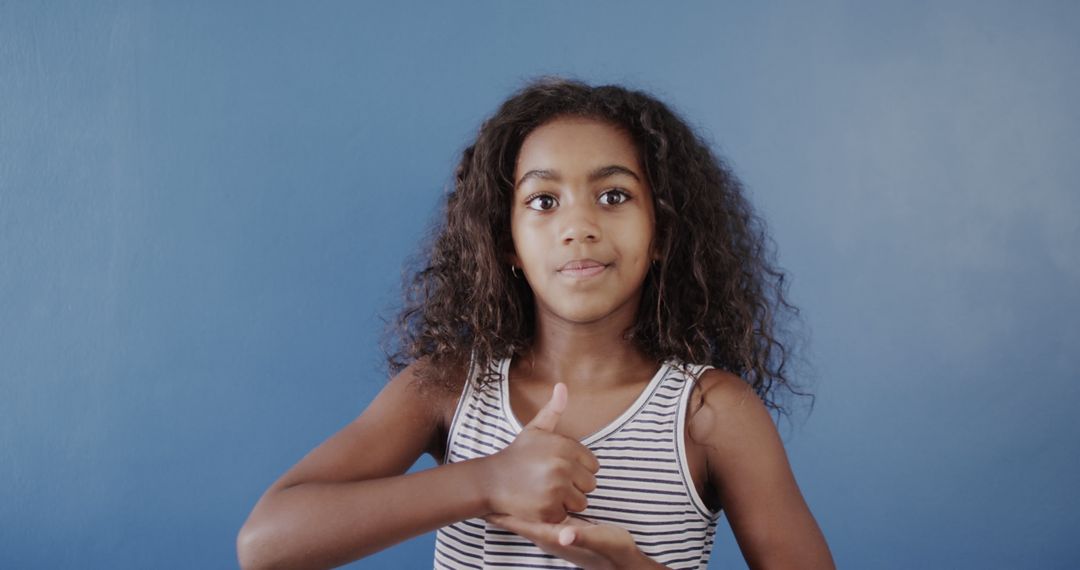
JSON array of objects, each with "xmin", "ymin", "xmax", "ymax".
[
  {"xmin": 509, "ymin": 215, "xmax": 529, "ymax": 258},
  {"xmin": 511, "ymin": 224, "xmax": 546, "ymax": 267},
  {"xmin": 626, "ymin": 217, "xmax": 656, "ymax": 260}
]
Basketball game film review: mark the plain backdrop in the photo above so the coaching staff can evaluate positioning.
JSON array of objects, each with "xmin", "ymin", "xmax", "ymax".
[{"xmin": 2, "ymin": 1, "xmax": 1078, "ymax": 568}]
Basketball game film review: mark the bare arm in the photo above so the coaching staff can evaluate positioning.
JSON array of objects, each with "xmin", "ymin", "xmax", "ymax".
[
  {"xmin": 236, "ymin": 361, "xmax": 488, "ymax": 570},
  {"xmin": 691, "ymin": 370, "xmax": 835, "ymax": 570}
]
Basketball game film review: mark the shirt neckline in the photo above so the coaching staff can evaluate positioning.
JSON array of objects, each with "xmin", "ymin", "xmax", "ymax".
[{"xmin": 498, "ymin": 356, "xmax": 671, "ymax": 446}]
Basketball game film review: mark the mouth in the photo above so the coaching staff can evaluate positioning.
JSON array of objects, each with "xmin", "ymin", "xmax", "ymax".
[{"xmin": 558, "ymin": 260, "xmax": 610, "ymax": 278}]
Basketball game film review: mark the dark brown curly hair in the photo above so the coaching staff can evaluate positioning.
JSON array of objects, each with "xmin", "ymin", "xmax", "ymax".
[{"xmin": 384, "ymin": 76, "xmax": 809, "ymax": 417}]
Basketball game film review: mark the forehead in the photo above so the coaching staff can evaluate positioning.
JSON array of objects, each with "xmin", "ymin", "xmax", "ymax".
[{"xmin": 514, "ymin": 117, "xmax": 641, "ymax": 180}]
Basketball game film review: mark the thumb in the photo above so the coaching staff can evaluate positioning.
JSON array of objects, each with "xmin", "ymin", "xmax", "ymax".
[
  {"xmin": 557, "ymin": 525, "xmax": 578, "ymax": 546},
  {"xmin": 558, "ymin": 523, "xmax": 629, "ymax": 554},
  {"xmin": 525, "ymin": 382, "xmax": 567, "ymax": 432}
]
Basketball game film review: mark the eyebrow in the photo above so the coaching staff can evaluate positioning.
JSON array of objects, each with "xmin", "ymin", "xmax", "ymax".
[{"xmin": 515, "ymin": 164, "xmax": 641, "ymax": 189}]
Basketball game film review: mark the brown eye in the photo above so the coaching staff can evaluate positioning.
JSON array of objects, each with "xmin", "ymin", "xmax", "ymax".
[
  {"xmin": 526, "ymin": 194, "xmax": 558, "ymax": 211},
  {"xmin": 599, "ymin": 189, "xmax": 630, "ymax": 206}
]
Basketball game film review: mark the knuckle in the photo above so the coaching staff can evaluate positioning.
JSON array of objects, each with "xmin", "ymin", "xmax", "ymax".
[
  {"xmin": 586, "ymin": 452, "xmax": 601, "ymax": 472},
  {"xmin": 550, "ymin": 458, "xmax": 570, "ymax": 477}
]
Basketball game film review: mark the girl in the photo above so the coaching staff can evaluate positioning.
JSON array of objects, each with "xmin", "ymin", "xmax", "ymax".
[{"xmin": 238, "ymin": 78, "xmax": 834, "ymax": 570}]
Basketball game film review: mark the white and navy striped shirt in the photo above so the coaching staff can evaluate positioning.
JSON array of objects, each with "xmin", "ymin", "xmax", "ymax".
[{"xmin": 434, "ymin": 357, "xmax": 721, "ymax": 569}]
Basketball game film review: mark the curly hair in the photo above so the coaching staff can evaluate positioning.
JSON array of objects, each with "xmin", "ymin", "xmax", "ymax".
[{"xmin": 384, "ymin": 76, "xmax": 809, "ymax": 417}]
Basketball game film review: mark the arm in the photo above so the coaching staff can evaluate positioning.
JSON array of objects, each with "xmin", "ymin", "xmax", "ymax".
[
  {"xmin": 691, "ymin": 370, "xmax": 835, "ymax": 570},
  {"xmin": 236, "ymin": 361, "xmax": 488, "ymax": 570}
]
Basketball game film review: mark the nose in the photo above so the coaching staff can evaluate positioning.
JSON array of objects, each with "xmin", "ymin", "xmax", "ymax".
[{"xmin": 560, "ymin": 202, "xmax": 601, "ymax": 244}]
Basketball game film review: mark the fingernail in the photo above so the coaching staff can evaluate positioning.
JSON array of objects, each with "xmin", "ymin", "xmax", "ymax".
[{"xmin": 559, "ymin": 528, "xmax": 575, "ymax": 545}]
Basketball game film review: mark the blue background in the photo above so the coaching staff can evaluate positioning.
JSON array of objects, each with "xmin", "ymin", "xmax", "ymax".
[{"xmin": 2, "ymin": 1, "xmax": 1078, "ymax": 568}]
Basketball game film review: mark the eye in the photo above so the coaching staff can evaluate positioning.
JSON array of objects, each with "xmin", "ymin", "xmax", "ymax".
[
  {"xmin": 599, "ymin": 189, "xmax": 630, "ymax": 206},
  {"xmin": 525, "ymin": 194, "xmax": 558, "ymax": 211}
]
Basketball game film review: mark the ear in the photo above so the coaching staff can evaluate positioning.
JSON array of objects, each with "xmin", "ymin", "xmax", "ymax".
[
  {"xmin": 649, "ymin": 220, "xmax": 668, "ymax": 262},
  {"xmin": 505, "ymin": 251, "xmax": 521, "ymax": 268},
  {"xmin": 649, "ymin": 239, "xmax": 662, "ymax": 262}
]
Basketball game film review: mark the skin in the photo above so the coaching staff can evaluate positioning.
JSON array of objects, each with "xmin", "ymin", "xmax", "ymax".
[
  {"xmin": 236, "ymin": 117, "xmax": 834, "ymax": 570},
  {"xmin": 504, "ymin": 116, "xmax": 666, "ymax": 447}
]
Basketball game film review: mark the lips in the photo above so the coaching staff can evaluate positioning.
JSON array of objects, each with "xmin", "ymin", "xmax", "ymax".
[
  {"xmin": 558, "ymin": 259, "xmax": 610, "ymax": 278},
  {"xmin": 559, "ymin": 259, "xmax": 607, "ymax": 271}
]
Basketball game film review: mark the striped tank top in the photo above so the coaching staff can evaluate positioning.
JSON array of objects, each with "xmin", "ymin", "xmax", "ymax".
[{"xmin": 434, "ymin": 356, "xmax": 721, "ymax": 569}]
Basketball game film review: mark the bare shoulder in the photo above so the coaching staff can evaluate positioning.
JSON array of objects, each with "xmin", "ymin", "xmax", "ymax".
[
  {"xmin": 269, "ymin": 358, "xmax": 463, "ymax": 492},
  {"xmin": 688, "ymin": 367, "xmax": 759, "ymax": 408},
  {"xmin": 686, "ymin": 368, "xmax": 772, "ymax": 450},
  {"xmin": 687, "ymin": 368, "xmax": 835, "ymax": 568}
]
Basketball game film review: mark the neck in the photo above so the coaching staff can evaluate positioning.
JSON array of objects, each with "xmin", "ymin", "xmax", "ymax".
[{"xmin": 518, "ymin": 303, "xmax": 656, "ymax": 392}]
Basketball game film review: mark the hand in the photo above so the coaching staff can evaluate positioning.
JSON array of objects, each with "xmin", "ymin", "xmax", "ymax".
[
  {"xmin": 484, "ymin": 513, "xmax": 656, "ymax": 570},
  {"xmin": 480, "ymin": 383, "xmax": 600, "ymax": 523}
]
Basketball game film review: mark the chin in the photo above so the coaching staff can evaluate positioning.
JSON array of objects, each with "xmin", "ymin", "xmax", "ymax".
[{"xmin": 548, "ymin": 304, "xmax": 621, "ymax": 325}]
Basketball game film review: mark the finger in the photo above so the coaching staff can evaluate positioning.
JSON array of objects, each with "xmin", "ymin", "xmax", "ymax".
[
  {"xmin": 558, "ymin": 522, "xmax": 629, "ymax": 551},
  {"xmin": 540, "ymin": 505, "xmax": 569, "ymax": 524},
  {"xmin": 558, "ymin": 526, "xmax": 577, "ymax": 546},
  {"xmin": 563, "ymin": 486, "xmax": 589, "ymax": 513},
  {"xmin": 570, "ymin": 463, "xmax": 598, "ymax": 494},
  {"xmin": 577, "ymin": 446, "xmax": 600, "ymax": 474},
  {"xmin": 524, "ymin": 382, "xmax": 567, "ymax": 432}
]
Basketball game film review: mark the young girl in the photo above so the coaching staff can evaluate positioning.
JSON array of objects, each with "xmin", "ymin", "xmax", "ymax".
[{"xmin": 238, "ymin": 78, "xmax": 834, "ymax": 570}]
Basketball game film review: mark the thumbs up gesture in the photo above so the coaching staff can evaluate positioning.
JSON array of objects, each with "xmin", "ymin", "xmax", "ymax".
[{"xmin": 479, "ymin": 383, "xmax": 601, "ymax": 524}]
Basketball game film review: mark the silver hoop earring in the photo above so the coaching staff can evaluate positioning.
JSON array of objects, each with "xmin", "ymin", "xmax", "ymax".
[{"xmin": 511, "ymin": 266, "xmax": 522, "ymax": 279}]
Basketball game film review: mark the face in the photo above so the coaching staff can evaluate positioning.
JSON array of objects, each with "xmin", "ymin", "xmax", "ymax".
[{"xmin": 509, "ymin": 116, "xmax": 656, "ymax": 325}]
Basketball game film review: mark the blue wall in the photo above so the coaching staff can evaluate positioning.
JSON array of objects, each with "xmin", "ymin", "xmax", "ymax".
[{"xmin": 2, "ymin": 1, "xmax": 1077, "ymax": 568}]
